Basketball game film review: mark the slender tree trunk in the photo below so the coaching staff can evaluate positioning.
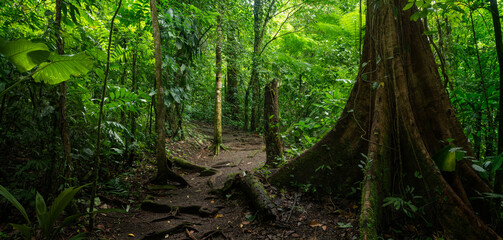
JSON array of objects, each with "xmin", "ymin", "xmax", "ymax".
[
  {"xmin": 150, "ymin": 0, "xmax": 188, "ymax": 186},
  {"xmin": 249, "ymin": 0, "xmax": 264, "ymax": 132},
  {"xmin": 226, "ymin": 22, "xmax": 239, "ymax": 120},
  {"xmin": 469, "ymin": 9, "xmax": 495, "ymax": 156},
  {"xmin": 243, "ymin": 80, "xmax": 251, "ymax": 130},
  {"xmin": 271, "ymin": 1, "xmax": 499, "ymax": 238},
  {"xmin": 213, "ymin": 11, "xmax": 224, "ymax": 155},
  {"xmin": 55, "ymin": 0, "xmax": 71, "ymax": 182},
  {"xmin": 128, "ymin": 27, "xmax": 139, "ymax": 166},
  {"xmin": 89, "ymin": 0, "xmax": 122, "ymax": 230},
  {"xmin": 264, "ymin": 78, "xmax": 283, "ymax": 167}
]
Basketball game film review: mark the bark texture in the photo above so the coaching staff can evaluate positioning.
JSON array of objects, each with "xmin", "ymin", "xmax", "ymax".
[
  {"xmin": 264, "ymin": 79, "xmax": 283, "ymax": 167},
  {"xmin": 150, "ymin": 0, "xmax": 187, "ymax": 186},
  {"xmin": 55, "ymin": 0, "xmax": 71, "ymax": 181},
  {"xmin": 271, "ymin": 0, "xmax": 499, "ymax": 238},
  {"xmin": 212, "ymin": 11, "xmax": 224, "ymax": 155}
]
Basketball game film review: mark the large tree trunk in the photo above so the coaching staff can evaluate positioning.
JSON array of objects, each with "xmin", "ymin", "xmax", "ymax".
[
  {"xmin": 271, "ymin": 1, "xmax": 499, "ymax": 238},
  {"xmin": 264, "ymin": 78, "xmax": 283, "ymax": 167},
  {"xmin": 150, "ymin": 0, "xmax": 187, "ymax": 186},
  {"xmin": 212, "ymin": 11, "xmax": 224, "ymax": 155}
]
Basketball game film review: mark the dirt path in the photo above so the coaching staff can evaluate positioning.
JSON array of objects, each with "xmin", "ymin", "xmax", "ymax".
[{"xmin": 97, "ymin": 123, "xmax": 359, "ymax": 240}]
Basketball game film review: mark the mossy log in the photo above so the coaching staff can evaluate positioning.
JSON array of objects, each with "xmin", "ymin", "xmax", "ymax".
[
  {"xmin": 170, "ymin": 156, "xmax": 218, "ymax": 176},
  {"xmin": 219, "ymin": 173, "xmax": 277, "ymax": 220}
]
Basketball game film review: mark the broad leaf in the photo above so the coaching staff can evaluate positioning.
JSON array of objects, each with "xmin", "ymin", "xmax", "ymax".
[
  {"xmin": 9, "ymin": 223, "xmax": 32, "ymax": 240},
  {"xmin": 0, "ymin": 185, "xmax": 31, "ymax": 224},
  {"xmin": 433, "ymin": 145, "xmax": 457, "ymax": 172},
  {"xmin": 0, "ymin": 39, "xmax": 50, "ymax": 72},
  {"xmin": 33, "ymin": 52, "xmax": 94, "ymax": 84},
  {"xmin": 40, "ymin": 184, "xmax": 88, "ymax": 236}
]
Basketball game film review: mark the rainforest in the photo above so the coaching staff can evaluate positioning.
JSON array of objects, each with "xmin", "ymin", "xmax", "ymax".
[{"xmin": 1, "ymin": 0, "xmax": 503, "ymax": 239}]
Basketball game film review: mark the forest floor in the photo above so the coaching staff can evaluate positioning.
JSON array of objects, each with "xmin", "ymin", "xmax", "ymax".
[{"xmin": 94, "ymin": 122, "xmax": 360, "ymax": 240}]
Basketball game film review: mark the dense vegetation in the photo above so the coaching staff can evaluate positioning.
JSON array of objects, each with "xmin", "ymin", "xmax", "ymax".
[{"xmin": 1, "ymin": 0, "xmax": 503, "ymax": 238}]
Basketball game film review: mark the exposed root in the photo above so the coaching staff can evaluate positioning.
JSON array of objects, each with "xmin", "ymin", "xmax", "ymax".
[
  {"xmin": 141, "ymin": 222, "xmax": 196, "ymax": 240},
  {"xmin": 170, "ymin": 156, "xmax": 218, "ymax": 176},
  {"xmin": 141, "ymin": 199, "xmax": 218, "ymax": 217},
  {"xmin": 210, "ymin": 143, "xmax": 228, "ymax": 156}
]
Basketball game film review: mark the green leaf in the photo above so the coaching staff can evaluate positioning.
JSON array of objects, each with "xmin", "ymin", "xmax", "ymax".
[
  {"xmin": 472, "ymin": 164, "xmax": 486, "ymax": 173},
  {"xmin": 35, "ymin": 192, "xmax": 47, "ymax": 216},
  {"xmin": 40, "ymin": 184, "xmax": 88, "ymax": 236},
  {"xmin": 0, "ymin": 39, "xmax": 50, "ymax": 72},
  {"xmin": 403, "ymin": 2, "xmax": 414, "ymax": 10},
  {"xmin": 9, "ymin": 223, "xmax": 32, "ymax": 240},
  {"xmin": 433, "ymin": 145, "xmax": 457, "ymax": 172},
  {"xmin": 33, "ymin": 52, "xmax": 94, "ymax": 84},
  {"xmin": 35, "ymin": 192, "xmax": 48, "ymax": 234},
  {"xmin": 0, "ymin": 185, "xmax": 31, "ymax": 224}
]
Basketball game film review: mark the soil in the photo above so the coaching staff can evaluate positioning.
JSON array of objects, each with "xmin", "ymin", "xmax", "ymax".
[{"xmin": 94, "ymin": 122, "xmax": 360, "ymax": 240}]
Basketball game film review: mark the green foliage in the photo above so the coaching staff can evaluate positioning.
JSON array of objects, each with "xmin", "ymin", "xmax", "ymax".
[
  {"xmin": 433, "ymin": 144, "xmax": 466, "ymax": 172},
  {"xmin": 382, "ymin": 186, "xmax": 423, "ymax": 219},
  {"xmin": 0, "ymin": 184, "xmax": 88, "ymax": 240},
  {"xmin": 32, "ymin": 52, "xmax": 94, "ymax": 84},
  {"xmin": 0, "ymin": 39, "xmax": 50, "ymax": 72}
]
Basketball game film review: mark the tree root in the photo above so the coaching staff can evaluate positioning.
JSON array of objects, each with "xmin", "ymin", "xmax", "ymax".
[
  {"xmin": 141, "ymin": 222, "xmax": 196, "ymax": 240},
  {"xmin": 170, "ymin": 156, "xmax": 218, "ymax": 176},
  {"xmin": 141, "ymin": 199, "xmax": 218, "ymax": 217},
  {"xmin": 210, "ymin": 143, "xmax": 228, "ymax": 156}
]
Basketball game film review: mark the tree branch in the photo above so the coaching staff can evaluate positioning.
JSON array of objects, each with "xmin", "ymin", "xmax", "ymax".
[{"xmin": 259, "ymin": 5, "xmax": 304, "ymax": 56}]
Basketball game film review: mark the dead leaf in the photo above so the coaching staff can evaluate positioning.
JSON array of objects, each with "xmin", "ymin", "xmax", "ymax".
[
  {"xmin": 309, "ymin": 220, "xmax": 322, "ymax": 227},
  {"xmin": 97, "ymin": 224, "xmax": 106, "ymax": 231},
  {"xmin": 241, "ymin": 221, "xmax": 250, "ymax": 225},
  {"xmin": 322, "ymin": 225, "xmax": 327, "ymax": 231}
]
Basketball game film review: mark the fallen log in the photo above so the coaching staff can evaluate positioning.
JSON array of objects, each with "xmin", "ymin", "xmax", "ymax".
[
  {"xmin": 217, "ymin": 173, "xmax": 278, "ymax": 220},
  {"xmin": 170, "ymin": 156, "xmax": 218, "ymax": 176}
]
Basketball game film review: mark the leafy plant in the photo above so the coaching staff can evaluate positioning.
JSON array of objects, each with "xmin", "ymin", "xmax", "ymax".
[
  {"xmin": 0, "ymin": 184, "xmax": 89, "ymax": 240},
  {"xmin": 0, "ymin": 39, "xmax": 93, "ymax": 96}
]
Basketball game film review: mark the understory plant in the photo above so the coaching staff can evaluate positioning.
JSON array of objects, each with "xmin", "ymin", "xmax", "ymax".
[{"xmin": 0, "ymin": 184, "xmax": 88, "ymax": 240}]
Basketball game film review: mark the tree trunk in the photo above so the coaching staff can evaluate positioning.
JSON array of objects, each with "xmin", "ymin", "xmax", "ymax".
[
  {"xmin": 271, "ymin": 1, "xmax": 499, "ymax": 238},
  {"xmin": 226, "ymin": 22, "xmax": 239, "ymax": 120},
  {"xmin": 212, "ymin": 11, "xmax": 224, "ymax": 155},
  {"xmin": 489, "ymin": 0, "xmax": 503, "ymax": 231},
  {"xmin": 249, "ymin": 0, "xmax": 264, "ymax": 132},
  {"xmin": 55, "ymin": 0, "xmax": 71, "ymax": 182},
  {"xmin": 264, "ymin": 79, "xmax": 283, "ymax": 167},
  {"xmin": 150, "ymin": 0, "xmax": 187, "ymax": 186}
]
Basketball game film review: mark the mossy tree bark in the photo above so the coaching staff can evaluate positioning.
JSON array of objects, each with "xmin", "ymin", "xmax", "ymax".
[
  {"xmin": 212, "ymin": 9, "xmax": 224, "ymax": 155},
  {"xmin": 150, "ymin": 0, "xmax": 187, "ymax": 186},
  {"xmin": 264, "ymin": 78, "xmax": 283, "ymax": 167},
  {"xmin": 271, "ymin": 1, "xmax": 500, "ymax": 238}
]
